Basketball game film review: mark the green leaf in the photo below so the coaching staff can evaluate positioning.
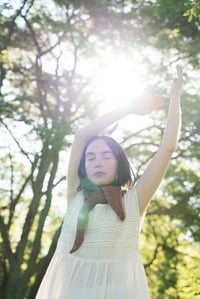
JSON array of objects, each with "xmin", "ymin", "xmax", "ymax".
[
  {"xmin": 183, "ymin": 10, "xmax": 191, "ymax": 16},
  {"xmin": 188, "ymin": 14, "xmax": 193, "ymax": 22}
]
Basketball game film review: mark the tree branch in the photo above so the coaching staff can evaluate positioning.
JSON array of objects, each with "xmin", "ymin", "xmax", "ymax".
[{"xmin": 0, "ymin": 216, "xmax": 13, "ymax": 263}]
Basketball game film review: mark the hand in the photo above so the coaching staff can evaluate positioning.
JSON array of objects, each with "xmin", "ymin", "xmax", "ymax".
[
  {"xmin": 132, "ymin": 95, "xmax": 164, "ymax": 115},
  {"xmin": 170, "ymin": 64, "xmax": 183, "ymax": 97}
]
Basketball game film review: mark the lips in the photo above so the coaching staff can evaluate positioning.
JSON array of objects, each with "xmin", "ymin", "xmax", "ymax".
[{"xmin": 93, "ymin": 171, "xmax": 106, "ymax": 178}]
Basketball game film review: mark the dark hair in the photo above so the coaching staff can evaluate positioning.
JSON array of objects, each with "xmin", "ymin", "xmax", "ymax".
[{"xmin": 77, "ymin": 136, "xmax": 134, "ymax": 191}]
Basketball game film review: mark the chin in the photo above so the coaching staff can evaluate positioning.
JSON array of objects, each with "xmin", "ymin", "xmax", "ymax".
[{"xmin": 92, "ymin": 180, "xmax": 114, "ymax": 187}]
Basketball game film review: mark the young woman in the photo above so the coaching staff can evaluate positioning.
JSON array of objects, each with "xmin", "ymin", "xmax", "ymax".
[{"xmin": 36, "ymin": 65, "xmax": 183, "ymax": 298}]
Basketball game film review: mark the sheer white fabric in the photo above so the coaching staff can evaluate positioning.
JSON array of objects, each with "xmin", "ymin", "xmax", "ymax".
[{"xmin": 36, "ymin": 187, "xmax": 150, "ymax": 299}]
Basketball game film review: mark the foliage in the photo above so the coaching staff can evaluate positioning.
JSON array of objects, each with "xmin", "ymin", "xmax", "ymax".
[
  {"xmin": 183, "ymin": 0, "xmax": 200, "ymax": 22},
  {"xmin": 0, "ymin": 0, "xmax": 199, "ymax": 298}
]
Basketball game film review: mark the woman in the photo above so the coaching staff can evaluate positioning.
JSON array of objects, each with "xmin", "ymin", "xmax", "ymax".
[{"xmin": 36, "ymin": 65, "xmax": 183, "ymax": 298}]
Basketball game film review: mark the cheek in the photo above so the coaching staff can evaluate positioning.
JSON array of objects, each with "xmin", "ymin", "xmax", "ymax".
[
  {"xmin": 85, "ymin": 161, "xmax": 93, "ymax": 176},
  {"xmin": 108, "ymin": 160, "xmax": 118, "ymax": 176}
]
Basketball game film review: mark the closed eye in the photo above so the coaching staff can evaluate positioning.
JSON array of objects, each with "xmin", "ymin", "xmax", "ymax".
[
  {"xmin": 86, "ymin": 153, "xmax": 96, "ymax": 161},
  {"xmin": 103, "ymin": 152, "xmax": 114, "ymax": 159}
]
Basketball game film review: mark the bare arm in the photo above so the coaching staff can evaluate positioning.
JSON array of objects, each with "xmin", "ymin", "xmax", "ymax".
[
  {"xmin": 136, "ymin": 65, "xmax": 183, "ymax": 216},
  {"xmin": 67, "ymin": 96, "xmax": 163, "ymax": 202}
]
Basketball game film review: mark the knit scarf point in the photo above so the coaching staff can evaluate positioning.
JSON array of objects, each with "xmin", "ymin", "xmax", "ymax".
[{"xmin": 69, "ymin": 185, "xmax": 125, "ymax": 253}]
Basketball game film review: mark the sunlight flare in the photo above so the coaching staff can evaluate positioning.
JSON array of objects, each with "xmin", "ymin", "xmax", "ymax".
[{"xmin": 92, "ymin": 53, "xmax": 147, "ymax": 109}]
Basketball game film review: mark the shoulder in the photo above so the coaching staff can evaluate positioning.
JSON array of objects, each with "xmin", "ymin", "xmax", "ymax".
[
  {"xmin": 123, "ymin": 186, "xmax": 139, "ymax": 216},
  {"xmin": 67, "ymin": 191, "xmax": 84, "ymax": 210},
  {"xmin": 124, "ymin": 186, "xmax": 137, "ymax": 200},
  {"xmin": 124, "ymin": 186, "xmax": 147, "ymax": 231}
]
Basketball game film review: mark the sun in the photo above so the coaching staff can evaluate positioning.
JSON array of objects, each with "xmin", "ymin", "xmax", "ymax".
[
  {"xmin": 49, "ymin": 42, "xmax": 148, "ymax": 112},
  {"xmin": 91, "ymin": 52, "xmax": 147, "ymax": 110},
  {"xmin": 51, "ymin": 43, "xmax": 151, "ymax": 117}
]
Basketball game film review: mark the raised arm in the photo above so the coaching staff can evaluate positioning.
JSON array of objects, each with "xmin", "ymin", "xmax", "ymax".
[
  {"xmin": 136, "ymin": 65, "xmax": 183, "ymax": 215},
  {"xmin": 67, "ymin": 96, "xmax": 163, "ymax": 202}
]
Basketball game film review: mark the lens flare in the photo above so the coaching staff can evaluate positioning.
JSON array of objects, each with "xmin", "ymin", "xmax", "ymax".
[{"xmin": 92, "ymin": 53, "xmax": 147, "ymax": 109}]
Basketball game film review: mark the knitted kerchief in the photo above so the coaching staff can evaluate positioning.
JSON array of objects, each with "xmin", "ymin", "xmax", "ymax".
[{"xmin": 70, "ymin": 186, "xmax": 125, "ymax": 254}]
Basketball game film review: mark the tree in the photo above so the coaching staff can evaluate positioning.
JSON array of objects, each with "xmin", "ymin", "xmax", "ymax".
[{"xmin": 0, "ymin": 0, "xmax": 199, "ymax": 298}]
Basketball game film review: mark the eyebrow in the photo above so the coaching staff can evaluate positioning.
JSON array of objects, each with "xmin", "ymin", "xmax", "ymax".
[{"xmin": 86, "ymin": 150, "xmax": 113, "ymax": 156}]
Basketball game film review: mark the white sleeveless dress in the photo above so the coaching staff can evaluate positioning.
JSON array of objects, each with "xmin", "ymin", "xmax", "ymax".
[{"xmin": 35, "ymin": 187, "xmax": 150, "ymax": 299}]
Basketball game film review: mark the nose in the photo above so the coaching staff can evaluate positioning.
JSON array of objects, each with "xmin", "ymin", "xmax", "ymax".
[{"xmin": 94, "ymin": 154, "xmax": 103, "ymax": 167}]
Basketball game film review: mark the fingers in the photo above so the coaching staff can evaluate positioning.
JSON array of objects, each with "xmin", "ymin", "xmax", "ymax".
[
  {"xmin": 133, "ymin": 95, "xmax": 164, "ymax": 115},
  {"xmin": 170, "ymin": 65, "xmax": 183, "ymax": 96},
  {"xmin": 145, "ymin": 96, "xmax": 164, "ymax": 113},
  {"xmin": 152, "ymin": 97, "xmax": 165, "ymax": 110}
]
